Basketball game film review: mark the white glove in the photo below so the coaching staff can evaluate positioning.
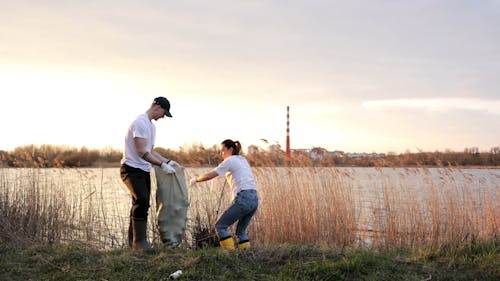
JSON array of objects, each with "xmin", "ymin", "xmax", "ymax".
[
  {"xmin": 161, "ymin": 162, "xmax": 176, "ymax": 174},
  {"xmin": 189, "ymin": 177, "xmax": 197, "ymax": 186}
]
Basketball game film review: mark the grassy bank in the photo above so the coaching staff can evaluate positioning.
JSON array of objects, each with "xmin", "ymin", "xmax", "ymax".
[{"xmin": 1, "ymin": 239, "xmax": 498, "ymax": 281}]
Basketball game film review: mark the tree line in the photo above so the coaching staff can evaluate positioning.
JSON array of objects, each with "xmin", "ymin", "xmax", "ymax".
[{"xmin": 1, "ymin": 144, "xmax": 499, "ymax": 168}]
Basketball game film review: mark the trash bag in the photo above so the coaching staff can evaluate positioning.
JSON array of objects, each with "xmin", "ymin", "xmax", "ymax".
[{"xmin": 154, "ymin": 164, "xmax": 189, "ymax": 248}]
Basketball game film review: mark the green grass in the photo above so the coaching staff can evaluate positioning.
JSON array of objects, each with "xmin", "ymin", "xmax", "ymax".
[{"xmin": 1, "ymin": 239, "xmax": 498, "ymax": 281}]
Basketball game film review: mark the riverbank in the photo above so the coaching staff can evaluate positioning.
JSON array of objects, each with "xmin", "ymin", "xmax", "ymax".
[{"xmin": 1, "ymin": 239, "xmax": 498, "ymax": 280}]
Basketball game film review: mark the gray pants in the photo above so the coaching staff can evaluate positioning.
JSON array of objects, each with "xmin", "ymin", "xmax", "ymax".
[{"xmin": 215, "ymin": 189, "xmax": 259, "ymax": 242}]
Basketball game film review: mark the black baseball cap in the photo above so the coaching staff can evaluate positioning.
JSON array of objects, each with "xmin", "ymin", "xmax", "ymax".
[{"xmin": 154, "ymin": 97, "xmax": 172, "ymax": 117}]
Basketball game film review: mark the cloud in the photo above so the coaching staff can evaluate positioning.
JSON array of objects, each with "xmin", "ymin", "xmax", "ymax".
[{"xmin": 362, "ymin": 98, "xmax": 500, "ymax": 115}]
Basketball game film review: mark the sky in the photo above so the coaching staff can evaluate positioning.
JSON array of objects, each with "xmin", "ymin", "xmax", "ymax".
[{"xmin": 1, "ymin": 0, "xmax": 499, "ymax": 154}]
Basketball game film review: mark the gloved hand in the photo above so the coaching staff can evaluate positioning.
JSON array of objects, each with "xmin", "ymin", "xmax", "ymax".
[
  {"xmin": 161, "ymin": 162, "xmax": 176, "ymax": 174},
  {"xmin": 189, "ymin": 177, "xmax": 197, "ymax": 186}
]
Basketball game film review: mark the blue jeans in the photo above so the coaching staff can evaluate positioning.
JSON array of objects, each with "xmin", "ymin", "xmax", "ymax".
[{"xmin": 215, "ymin": 189, "xmax": 259, "ymax": 242}]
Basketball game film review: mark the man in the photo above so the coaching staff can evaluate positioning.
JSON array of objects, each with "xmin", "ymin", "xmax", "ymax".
[{"xmin": 120, "ymin": 96, "xmax": 178, "ymax": 253}]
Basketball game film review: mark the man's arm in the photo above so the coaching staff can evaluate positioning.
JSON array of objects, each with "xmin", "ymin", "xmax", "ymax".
[
  {"xmin": 134, "ymin": 137, "xmax": 168, "ymax": 166},
  {"xmin": 151, "ymin": 149, "xmax": 169, "ymax": 164}
]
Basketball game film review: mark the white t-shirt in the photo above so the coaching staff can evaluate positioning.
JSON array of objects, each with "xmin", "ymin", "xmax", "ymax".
[
  {"xmin": 214, "ymin": 155, "xmax": 256, "ymax": 197},
  {"xmin": 121, "ymin": 113, "xmax": 156, "ymax": 172}
]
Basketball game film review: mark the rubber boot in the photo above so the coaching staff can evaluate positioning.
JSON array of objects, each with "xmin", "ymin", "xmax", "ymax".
[
  {"xmin": 238, "ymin": 239, "xmax": 250, "ymax": 250},
  {"xmin": 132, "ymin": 218, "xmax": 155, "ymax": 254},
  {"xmin": 219, "ymin": 236, "xmax": 235, "ymax": 250},
  {"xmin": 128, "ymin": 217, "xmax": 133, "ymax": 247}
]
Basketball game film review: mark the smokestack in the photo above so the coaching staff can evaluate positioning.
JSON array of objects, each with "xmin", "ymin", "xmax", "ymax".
[{"xmin": 286, "ymin": 106, "xmax": 291, "ymax": 158}]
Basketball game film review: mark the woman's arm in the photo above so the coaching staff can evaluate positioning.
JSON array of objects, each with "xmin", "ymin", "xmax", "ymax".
[{"xmin": 193, "ymin": 170, "xmax": 219, "ymax": 183}]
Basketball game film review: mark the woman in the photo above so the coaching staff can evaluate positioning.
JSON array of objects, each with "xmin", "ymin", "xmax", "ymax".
[{"xmin": 190, "ymin": 139, "xmax": 259, "ymax": 250}]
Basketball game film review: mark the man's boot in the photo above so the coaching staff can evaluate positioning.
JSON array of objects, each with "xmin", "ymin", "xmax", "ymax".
[
  {"xmin": 128, "ymin": 217, "xmax": 133, "ymax": 247},
  {"xmin": 132, "ymin": 218, "xmax": 155, "ymax": 254}
]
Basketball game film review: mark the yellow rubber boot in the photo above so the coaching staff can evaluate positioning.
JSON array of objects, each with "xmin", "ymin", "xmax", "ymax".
[
  {"xmin": 238, "ymin": 240, "xmax": 250, "ymax": 250},
  {"xmin": 219, "ymin": 236, "xmax": 235, "ymax": 250}
]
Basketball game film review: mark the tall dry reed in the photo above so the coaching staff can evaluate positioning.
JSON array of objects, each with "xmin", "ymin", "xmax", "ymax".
[
  {"xmin": 0, "ymin": 168, "xmax": 129, "ymax": 248},
  {"xmin": 0, "ymin": 168, "xmax": 69, "ymax": 244},
  {"xmin": 247, "ymin": 167, "xmax": 359, "ymax": 248},
  {"xmin": 367, "ymin": 166, "xmax": 499, "ymax": 249},
  {"xmin": 235, "ymin": 166, "xmax": 498, "ymax": 249},
  {"xmin": 1, "ymin": 167, "xmax": 498, "ymax": 250}
]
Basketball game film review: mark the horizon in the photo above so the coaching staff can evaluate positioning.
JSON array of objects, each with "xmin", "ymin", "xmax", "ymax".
[
  {"xmin": 2, "ymin": 141, "xmax": 497, "ymax": 155},
  {"xmin": 1, "ymin": 1, "xmax": 499, "ymax": 154}
]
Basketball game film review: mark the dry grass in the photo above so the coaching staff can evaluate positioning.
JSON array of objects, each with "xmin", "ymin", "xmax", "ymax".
[
  {"xmin": 189, "ymin": 166, "xmax": 499, "ymax": 250},
  {"xmin": 0, "ymin": 168, "xmax": 128, "ymax": 248},
  {"xmin": 0, "ymin": 166, "xmax": 498, "ymax": 251},
  {"xmin": 247, "ymin": 167, "xmax": 358, "ymax": 248},
  {"xmin": 367, "ymin": 167, "xmax": 499, "ymax": 249}
]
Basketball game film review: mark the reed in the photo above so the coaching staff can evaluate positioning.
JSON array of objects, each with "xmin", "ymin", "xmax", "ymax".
[
  {"xmin": 247, "ymin": 167, "xmax": 358, "ymax": 248},
  {"xmin": 0, "ymin": 168, "xmax": 129, "ymax": 248},
  {"xmin": 0, "ymin": 168, "xmax": 69, "ymax": 244},
  {"xmin": 184, "ymin": 169, "xmax": 228, "ymax": 248},
  {"xmin": 0, "ymin": 167, "xmax": 498, "ymax": 251},
  {"xmin": 188, "ymin": 166, "xmax": 499, "ymax": 249},
  {"xmin": 367, "ymin": 167, "xmax": 499, "ymax": 249}
]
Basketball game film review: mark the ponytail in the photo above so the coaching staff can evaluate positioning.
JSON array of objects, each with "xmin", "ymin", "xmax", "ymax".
[{"xmin": 222, "ymin": 139, "xmax": 242, "ymax": 155}]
